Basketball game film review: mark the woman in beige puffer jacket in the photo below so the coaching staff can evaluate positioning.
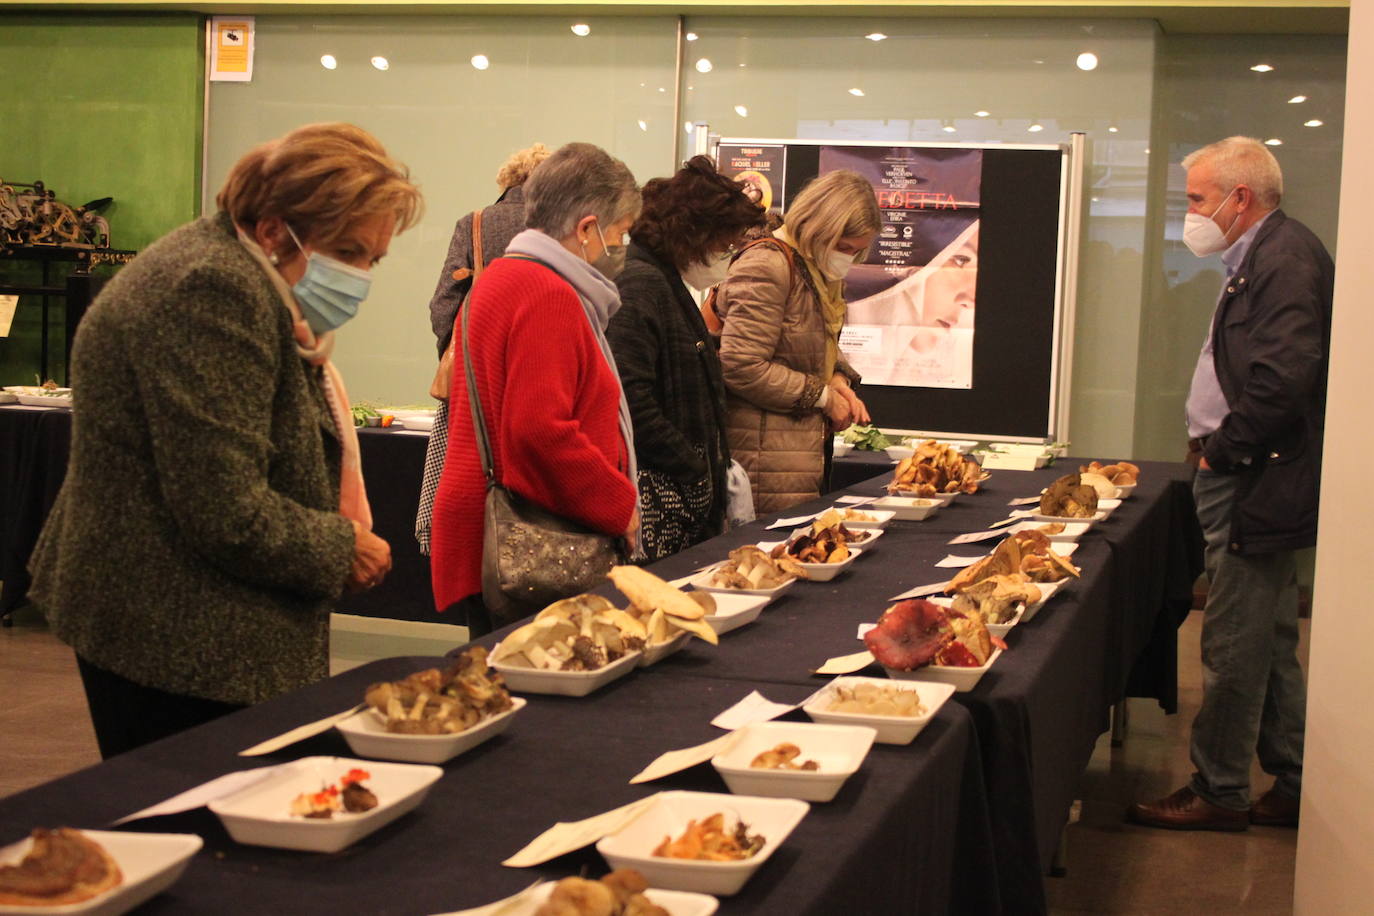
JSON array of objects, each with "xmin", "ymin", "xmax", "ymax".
[{"xmin": 715, "ymin": 171, "xmax": 881, "ymax": 513}]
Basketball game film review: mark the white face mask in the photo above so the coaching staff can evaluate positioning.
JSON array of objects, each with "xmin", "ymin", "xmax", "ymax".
[
  {"xmin": 681, "ymin": 251, "xmax": 731, "ymax": 290},
  {"xmin": 1183, "ymin": 187, "xmax": 1240, "ymax": 257},
  {"xmin": 824, "ymin": 249, "xmax": 858, "ymax": 280}
]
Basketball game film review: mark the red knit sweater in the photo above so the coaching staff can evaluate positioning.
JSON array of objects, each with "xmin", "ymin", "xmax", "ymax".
[{"xmin": 430, "ymin": 257, "xmax": 638, "ymax": 610}]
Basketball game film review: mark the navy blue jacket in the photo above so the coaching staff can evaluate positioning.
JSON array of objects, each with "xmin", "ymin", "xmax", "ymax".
[{"xmin": 1203, "ymin": 209, "xmax": 1333, "ymax": 553}]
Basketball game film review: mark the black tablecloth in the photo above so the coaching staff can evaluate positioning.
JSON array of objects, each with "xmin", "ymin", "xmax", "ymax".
[
  {"xmin": 0, "ymin": 406, "xmax": 439, "ymax": 623},
  {"xmin": 0, "ymin": 656, "xmax": 994, "ymax": 915},
  {"xmin": 0, "ymin": 405, "xmax": 72, "ymax": 617}
]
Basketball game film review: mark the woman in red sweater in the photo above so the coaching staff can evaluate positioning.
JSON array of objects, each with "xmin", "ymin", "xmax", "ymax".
[{"xmin": 430, "ymin": 142, "xmax": 641, "ymax": 634}]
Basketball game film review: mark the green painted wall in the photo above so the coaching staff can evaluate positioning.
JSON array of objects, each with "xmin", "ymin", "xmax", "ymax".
[{"xmin": 0, "ymin": 13, "xmax": 203, "ymax": 385}]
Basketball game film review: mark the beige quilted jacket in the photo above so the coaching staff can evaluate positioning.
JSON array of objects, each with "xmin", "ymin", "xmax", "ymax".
[{"xmin": 716, "ymin": 242, "xmax": 856, "ymax": 513}]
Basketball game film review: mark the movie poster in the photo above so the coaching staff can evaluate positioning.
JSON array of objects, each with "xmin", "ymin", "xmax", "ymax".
[
  {"xmin": 716, "ymin": 143, "xmax": 787, "ymax": 215},
  {"xmin": 827, "ymin": 146, "xmax": 982, "ymax": 389}
]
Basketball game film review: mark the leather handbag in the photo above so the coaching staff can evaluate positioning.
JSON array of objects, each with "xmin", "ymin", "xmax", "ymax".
[
  {"xmin": 429, "ymin": 208, "xmax": 485, "ymax": 401},
  {"xmin": 460, "ymin": 283, "xmax": 621, "ymax": 623}
]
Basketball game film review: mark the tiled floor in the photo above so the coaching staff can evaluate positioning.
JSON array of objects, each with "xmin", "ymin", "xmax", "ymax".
[{"xmin": 0, "ymin": 605, "xmax": 1304, "ymax": 913}]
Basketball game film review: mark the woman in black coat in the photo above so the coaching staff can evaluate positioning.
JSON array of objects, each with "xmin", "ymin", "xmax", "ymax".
[{"xmin": 607, "ymin": 156, "xmax": 764, "ymax": 560}]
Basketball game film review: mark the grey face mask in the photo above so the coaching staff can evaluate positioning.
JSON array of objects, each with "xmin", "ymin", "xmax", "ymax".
[{"xmin": 583, "ymin": 219, "xmax": 627, "ymax": 280}]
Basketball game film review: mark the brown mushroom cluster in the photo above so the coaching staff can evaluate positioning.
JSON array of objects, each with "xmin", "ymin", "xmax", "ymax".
[{"xmin": 888, "ymin": 440, "xmax": 988, "ymax": 497}]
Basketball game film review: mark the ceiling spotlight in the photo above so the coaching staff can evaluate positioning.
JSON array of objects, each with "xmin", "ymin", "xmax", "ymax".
[
  {"xmin": 1265, "ymin": 138, "xmax": 1283, "ymax": 146},
  {"xmin": 1250, "ymin": 63, "xmax": 1274, "ymax": 72},
  {"xmin": 1091, "ymin": 197, "xmax": 1100, "ymax": 203},
  {"xmin": 943, "ymin": 124, "xmax": 957, "ymax": 133},
  {"xmin": 849, "ymin": 87, "xmax": 865, "ymax": 97},
  {"xmin": 695, "ymin": 58, "xmax": 713, "ymax": 73},
  {"xmin": 1304, "ymin": 119, "xmax": 1324, "ymax": 127},
  {"xmin": 570, "ymin": 23, "xmax": 591, "ymax": 37},
  {"xmin": 1289, "ymin": 95, "xmax": 1308, "ymax": 103},
  {"xmin": 370, "ymin": 56, "xmax": 389, "ymax": 71},
  {"xmin": 470, "ymin": 54, "xmax": 490, "ymax": 70},
  {"xmin": 866, "ymin": 32, "xmax": 888, "ymax": 42},
  {"xmin": 734, "ymin": 104, "xmax": 749, "ymax": 117},
  {"xmin": 658, "ymin": 87, "xmax": 666, "ymax": 92},
  {"xmin": 320, "ymin": 54, "xmax": 337, "ymax": 70},
  {"xmin": 1028, "ymin": 123, "xmax": 1044, "ymax": 132},
  {"xmin": 684, "ymin": 121, "xmax": 694, "ymax": 133},
  {"xmin": 685, "ymin": 32, "xmax": 698, "ymax": 41},
  {"xmin": 637, "ymin": 119, "xmax": 648, "ymax": 131},
  {"xmin": 1076, "ymin": 52, "xmax": 1099, "ymax": 71},
  {"xmin": 1108, "ymin": 125, "xmax": 1119, "ymax": 133},
  {"xmin": 974, "ymin": 110, "xmax": 990, "ymax": 118}
]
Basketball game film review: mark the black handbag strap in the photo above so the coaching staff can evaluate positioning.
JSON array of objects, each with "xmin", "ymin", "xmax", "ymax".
[
  {"xmin": 460, "ymin": 293, "xmax": 498, "ymax": 486},
  {"xmin": 460, "ymin": 253, "xmax": 558, "ymax": 486}
]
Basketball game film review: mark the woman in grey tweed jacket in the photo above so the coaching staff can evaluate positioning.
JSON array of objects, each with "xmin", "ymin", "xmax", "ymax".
[{"xmin": 28, "ymin": 123, "xmax": 421, "ymax": 757}]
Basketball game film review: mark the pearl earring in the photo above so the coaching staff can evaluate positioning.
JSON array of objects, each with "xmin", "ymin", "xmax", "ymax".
[{"xmin": 268, "ymin": 251, "xmax": 280, "ymax": 265}]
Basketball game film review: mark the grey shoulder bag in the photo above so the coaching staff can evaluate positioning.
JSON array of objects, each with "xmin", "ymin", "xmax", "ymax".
[{"xmin": 460, "ymin": 280, "xmax": 621, "ymax": 624}]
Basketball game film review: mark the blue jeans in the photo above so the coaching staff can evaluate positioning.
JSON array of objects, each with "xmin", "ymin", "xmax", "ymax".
[{"xmin": 1188, "ymin": 469, "xmax": 1306, "ymax": 810}]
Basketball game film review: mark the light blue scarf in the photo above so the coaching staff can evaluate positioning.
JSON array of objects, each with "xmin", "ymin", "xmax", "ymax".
[{"xmin": 504, "ymin": 229, "xmax": 641, "ymax": 552}]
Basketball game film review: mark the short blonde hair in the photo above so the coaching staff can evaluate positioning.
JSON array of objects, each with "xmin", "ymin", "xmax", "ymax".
[
  {"xmin": 1182, "ymin": 136, "xmax": 1284, "ymax": 209},
  {"xmin": 784, "ymin": 170, "xmax": 881, "ymax": 267},
  {"xmin": 217, "ymin": 122, "xmax": 423, "ymax": 247},
  {"xmin": 496, "ymin": 143, "xmax": 551, "ymax": 189}
]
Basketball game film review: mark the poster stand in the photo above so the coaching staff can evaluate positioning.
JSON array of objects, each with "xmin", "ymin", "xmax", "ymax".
[{"xmin": 698, "ymin": 128, "xmax": 1085, "ymax": 445}]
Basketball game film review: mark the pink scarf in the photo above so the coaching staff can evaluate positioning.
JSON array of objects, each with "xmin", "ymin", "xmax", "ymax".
[{"xmin": 235, "ymin": 226, "xmax": 373, "ymax": 530}]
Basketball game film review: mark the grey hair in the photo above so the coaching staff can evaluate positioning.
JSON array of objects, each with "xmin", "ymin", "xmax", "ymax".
[
  {"xmin": 523, "ymin": 142, "xmax": 641, "ymax": 240},
  {"xmin": 1182, "ymin": 136, "xmax": 1284, "ymax": 208}
]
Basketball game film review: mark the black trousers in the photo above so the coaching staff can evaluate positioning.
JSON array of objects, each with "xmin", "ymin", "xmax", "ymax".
[
  {"xmin": 75, "ymin": 655, "xmax": 245, "ymax": 759},
  {"xmin": 443, "ymin": 593, "xmax": 495, "ymax": 639}
]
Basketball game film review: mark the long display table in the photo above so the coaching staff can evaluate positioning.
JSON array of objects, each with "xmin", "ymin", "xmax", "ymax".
[{"xmin": 0, "ymin": 452, "xmax": 1201, "ymax": 913}]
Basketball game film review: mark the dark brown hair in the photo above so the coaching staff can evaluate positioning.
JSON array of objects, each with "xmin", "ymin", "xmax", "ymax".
[
  {"xmin": 217, "ymin": 122, "xmax": 422, "ymax": 247},
  {"xmin": 631, "ymin": 155, "xmax": 765, "ymax": 269}
]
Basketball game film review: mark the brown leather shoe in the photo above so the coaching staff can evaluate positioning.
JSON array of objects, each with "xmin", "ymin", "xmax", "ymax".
[
  {"xmin": 1127, "ymin": 786, "xmax": 1249, "ymax": 831},
  {"xmin": 1250, "ymin": 788, "xmax": 1300, "ymax": 827}
]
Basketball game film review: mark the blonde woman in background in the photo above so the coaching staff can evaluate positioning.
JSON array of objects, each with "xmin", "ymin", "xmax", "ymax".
[
  {"xmin": 714, "ymin": 170, "xmax": 881, "ymax": 513},
  {"xmin": 416, "ymin": 143, "xmax": 550, "ymax": 555}
]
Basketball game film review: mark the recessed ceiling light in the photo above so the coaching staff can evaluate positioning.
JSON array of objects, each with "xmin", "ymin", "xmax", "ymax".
[
  {"xmin": 320, "ymin": 54, "xmax": 337, "ymax": 70},
  {"xmin": 685, "ymin": 32, "xmax": 698, "ymax": 41},
  {"xmin": 1289, "ymin": 95, "xmax": 1307, "ymax": 103},
  {"xmin": 370, "ymin": 56, "xmax": 389, "ymax": 71},
  {"xmin": 1304, "ymin": 119, "xmax": 1324, "ymax": 127},
  {"xmin": 658, "ymin": 87, "xmax": 666, "ymax": 93},
  {"xmin": 695, "ymin": 58, "xmax": 713, "ymax": 73},
  {"xmin": 734, "ymin": 104, "xmax": 749, "ymax": 117},
  {"xmin": 1108, "ymin": 125, "xmax": 1119, "ymax": 133},
  {"xmin": 470, "ymin": 54, "xmax": 489, "ymax": 70},
  {"xmin": 684, "ymin": 121, "xmax": 694, "ymax": 133},
  {"xmin": 943, "ymin": 125, "xmax": 956, "ymax": 133},
  {"xmin": 637, "ymin": 119, "xmax": 648, "ymax": 131},
  {"xmin": 571, "ymin": 23, "xmax": 591, "ymax": 37},
  {"xmin": 1091, "ymin": 197, "xmax": 1100, "ymax": 203},
  {"xmin": 866, "ymin": 32, "xmax": 887, "ymax": 42},
  {"xmin": 974, "ymin": 110, "xmax": 990, "ymax": 118},
  {"xmin": 849, "ymin": 87, "xmax": 865, "ymax": 97},
  {"xmin": 1076, "ymin": 52, "xmax": 1099, "ymax": 71},
  {"xmin": 1028, "ymin": 123, "xmax": 1044, "ymax": 132},
  {"xmin": 1251, "ymin": 63, "xmax": 1274, "ymax": 72},
  {"xmin": 1265, "ymin": 137, "xmax": 1283, "ymax": 145}
]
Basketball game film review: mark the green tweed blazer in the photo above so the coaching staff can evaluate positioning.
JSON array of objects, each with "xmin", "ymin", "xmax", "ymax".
[{"xmin": 29, "ymin": 212, "xmax": 356, "ymax": 706}]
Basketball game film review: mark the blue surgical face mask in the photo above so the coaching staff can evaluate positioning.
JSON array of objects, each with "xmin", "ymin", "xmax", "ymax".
[{"xmin": 285, "ymin": 225, "xmax": 371, "ymax": 334}]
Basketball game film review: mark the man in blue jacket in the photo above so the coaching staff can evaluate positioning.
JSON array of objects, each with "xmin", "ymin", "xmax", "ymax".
[{"xmin": 1131, "ymin": 136, "xmax": 1333, "ymax": 831}]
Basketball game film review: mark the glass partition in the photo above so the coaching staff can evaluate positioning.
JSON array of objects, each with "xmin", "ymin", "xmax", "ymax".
[
  {"xmin": 681, "ymin": 16, "xmax": 1158, "ymax": 455},
  {"xmin": 205, "ymin": 15, "xmax": 679, "ymax": 404}
]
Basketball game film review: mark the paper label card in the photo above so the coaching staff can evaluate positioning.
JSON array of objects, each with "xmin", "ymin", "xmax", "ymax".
[
  {"xmin": 981, "ymin": 453, "xmax": 1042, "ymax": 471},
  {"xmin": 1008, "ymin": 496, "xmax": 1042, "ymax": 506},
  {"xmin": 710, "ymin": 690, "xmax": 798, "ymax": 730},
  {"xmin": 629, "ymin": 732, "xmax": 741, "ymax": 784},
  {"xmin": 948, "ymin": 529, "xmax": 1005, "ymax": 545},
  {"xmin": 813, "ymin": 650, "xmax": 877, "ymax": 676},
  {"xmin": 988, "ymin": 516, "xmax": 1021, "ymax": 528},
  {"xmin": 503, "ymin": 795, "xmax": 659, "ymax": 867},
  {"xmin": 114, "ymin": 766, "xmax": 282, "ymax": 824},
  {"xmin": 0, "ymin": 295, "xmax": 17, "ymax": 337},
  {"xmin": 856, "ymin": 623, "xmax": 875, "ymax": 639},
  {"xmin": 889, "ymin": 581, "xmax": 948, "ymax": 600},
  {"xmin": 767, "ymin": 514, "xmax": 817, "ymax": 530},
  {"xmin": 835, "ymin": 495, "xmax": 878, "ymax": 506},
  {"xmin": 429, "ymin": 881, "xmax": 542, "ymax": 916},
  {"xmin": 936, "ymin": 554, "xmax": 987, "ymax": 569},
  {"xmin": 210, "ymin": 16, "xmax": 255, "ymax": 81}
]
